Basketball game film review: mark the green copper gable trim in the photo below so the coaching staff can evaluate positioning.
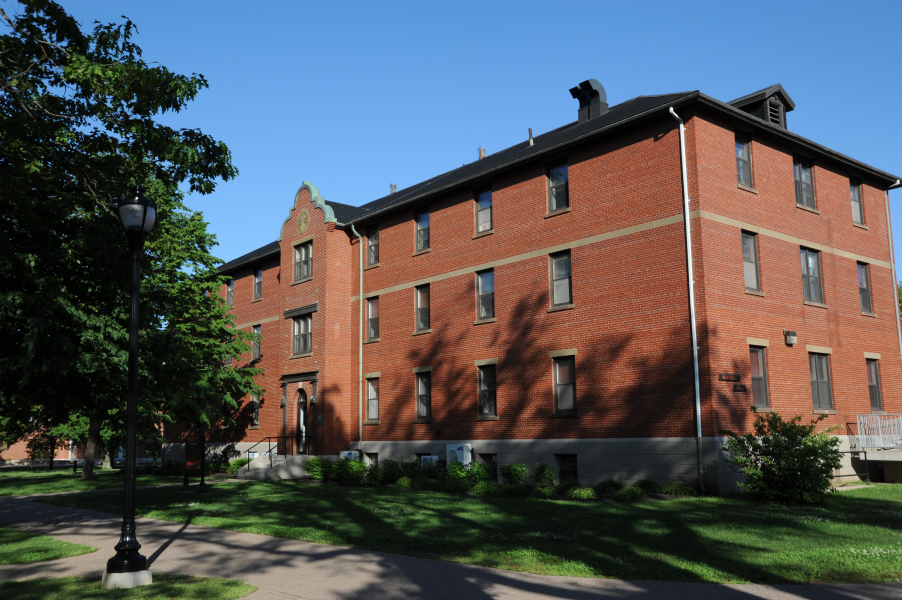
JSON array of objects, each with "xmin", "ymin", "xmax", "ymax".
[{"xmin": 278, "ymin": 181, "xmax": 338, "ymax": 241}]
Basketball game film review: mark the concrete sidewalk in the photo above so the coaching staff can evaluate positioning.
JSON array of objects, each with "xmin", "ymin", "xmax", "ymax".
[{"xmin": 0, "ymin": 494, "xmax": 899, "ymax": 600}]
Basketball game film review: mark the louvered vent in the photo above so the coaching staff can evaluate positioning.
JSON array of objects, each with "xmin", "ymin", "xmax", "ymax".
[{"xmin": 767, "ymin": 100, "xmax": 783, "ymax": 127}]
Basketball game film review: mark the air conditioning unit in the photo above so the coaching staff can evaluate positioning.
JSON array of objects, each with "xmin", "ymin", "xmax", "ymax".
[
  {"xmin": 445, "ymin": 444, "xmax": 473, "ymax": 466},
  {"xmin": 420, "ymin": 455, "xmax": 439, "ymax": 467},
  {"xmin": 339, "ymin": 450, "xmax": 358, "ymax": 461}
]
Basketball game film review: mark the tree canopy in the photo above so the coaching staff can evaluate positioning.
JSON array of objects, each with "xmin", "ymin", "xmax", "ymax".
[{"xmin": 0, "ymin": 0, "xmax": 260, "ymax": 474}]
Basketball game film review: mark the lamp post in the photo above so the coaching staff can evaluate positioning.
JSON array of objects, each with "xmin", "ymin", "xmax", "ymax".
[{"xmin": 103, "ymin": 186, "xmax": 156, "ymax": 589}]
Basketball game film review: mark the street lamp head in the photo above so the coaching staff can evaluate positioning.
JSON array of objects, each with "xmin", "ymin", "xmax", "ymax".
[{"xmin": 117, "ymin": 186, "xmax": 157, "ymax": 241}]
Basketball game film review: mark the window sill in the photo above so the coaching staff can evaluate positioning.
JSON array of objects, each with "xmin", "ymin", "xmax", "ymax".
[
  {"xmin": 544, "ymin": 207, "xmax": 571, "ymax": 219},
  {"xmin": 474, "ymin": 317, "xmax": 496, "ymax": 326},
  {"xmin": 796, "ymin": 203, "xmax": 821, "ymax": 215},
  {"xmin": 551, "ymin": 412, "xmax": 578, "ymax": 419},
  {"xmin": 752, "ymin": 406, "xmax": 773, "ymax": 413},
  {"xmin": 861, "ymin": 311, "xmax": 877, "ymax": 318},
  {"xmin": 413, "ymin": 418, "xmax": 433, "ymax": 424},
  {"xmin": 871, "ymin": 411, "xmax": 886, "ymax": 415},
  {"xmin": 803, "ymin": 300, "xmax": 828, "ymax": 309},
  {"xmin": 291, "ymin": 276, "xmax": 313, "ymax": 286},
  {"xmin": 363, "ymin": 420, "xmax": 381, "ymax": 426},
  {"xmin": 853, "ymin": 222, "xmax": 869, "ymax": 230},
  {"xmin": 249, "ymin": 426, "xmax": 260, "ymax": 430},
  {"xmin": 412, "ymin": 248, "xmax": 431, "ymax": 257},
  {"xmin": 744, "ymin": 288, "xmax": 765, "ymax": 297},
  {"xmin": 548, "ymin": 304, "xmax": 574, "ymax": 313},
  {"xmin": 472, "ymin": 229, "xmax": 494, "ymax": 240},
  {"xmin": 413, "ymin": 328, "xmax": 432, "ymax": 336},
  {"xmin": 813, "ymin": 409, "xmax": 837, "ymax": 415},
  {"xmin": 737, "ymin": 183, "xmax": 758, "ymax": 194},
  {"xmin": 363, "ymin": 338, "xmax": 380, "ymax": 344},
  {"xmin": 476, "ymin": 415, "xmax": 499, "ymax": 422},
  {"xmin": 363, "ymin": 263, "xmax": 380, "ymax": 271},
  {"xmin": 289, "ymin": 353, "xmax": 312, "ymax": 359},
  {"xmin": 251, "ymin": 298, "xmax": 263, "ymax": 303}
]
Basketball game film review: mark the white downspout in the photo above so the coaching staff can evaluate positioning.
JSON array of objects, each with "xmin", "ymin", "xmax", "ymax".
[
  {"xmin": 669, "ymin": 107, "xmax": 704, "ymax": 492},
  {"xmin": 885, "ymin": 180, "xmax": 902, "ymax": 369},
  {"xmin": 351, "ymin": 225, "xmax": 364, "ymax": 443}
]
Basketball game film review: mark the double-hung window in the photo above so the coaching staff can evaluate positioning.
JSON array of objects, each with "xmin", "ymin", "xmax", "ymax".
[
  {"xmin": 366, "ymin": 297, "xmax": 379, "ymax": 340},
  {"xmin": 742, "ymin": 232, "xmax": 761, "ymax": 291},
  {"xmin": 858, "ymin": 263, "xmax": 872, "ymax": 313},
  {"xmin": 851, "ymin": 180, "xmax": 864, "ymax": 225},
  {"xmin": 253, "ymin": 268, "xmax": 263, "ymax": 299},
  {"xmin": 550, "ymin": 251, "xmax": 572, "ymax": 307},
  {"xmin": 736, "ymin": 132, "xmax": 752, "ymax": 187},
  {"xmin": 867, "ymin": 359, "xmax": 882, "ymax": 411},
  {"xmin": 226, "ymin": 280, "xmax": 233, "ymax": 306},
  {"xmin": 794, "ymin": 157, "xmax": 815, "ymax": 208},
  {"xmin": 476, "ymin": 189, "xmax": 493, "ymax": 233},
  {"xmin": 547, "ymin": 160, "xmax": 569, "ymax": 212},
  {"xmin": 367, "ymin": 225, "xmax": 379, "ymax": 265},
  {"xmin": 415, "ymin": 284, "xmax": 430, "ymax": 331},
  {"xmin": 292, "ymin": 315, "xmax": 311, "ymax": 355},
  {"xmin": 294, "ymin": 241, "xmax": 312, "ymax": 281},
  {"xmin": 553, "ymin": 356, "xmax": 576, "ymax": 414},
  {"xmin": 476, "ymin": 270, "xmax": 494, "ymax": 320},
  {"xmin": 478, "ymin": 365, "xmax": 497, "ymax": 417},
  {"xmin": 366, "ymin": 378, "xmax": 379, "ymax": 421},
  {"xmin": 252, "ymin": 325, "xmax": 261, "ymax": 361},
  {"xmin": 415, "ymin": 209, "xmax": 430, "ymax": 251},
  {"xmin": 749, "ymin": 347, "xmax": 769, "ymax": 408},
  {"xmin": 809, "ymin": 353, "xmax": 833, "ymax": 410},
  {"xmin": 800, "ymin": 248, "xmax": 823, "ymax": 304},
  {"xmin": 416, "ymin": 372, "xmax": 431, "ymax": 420}
]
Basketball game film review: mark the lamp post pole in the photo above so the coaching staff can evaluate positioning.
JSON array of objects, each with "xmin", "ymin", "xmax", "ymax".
[{"xmin": 104, "ymin": 187, "xmax": 156, "ymax": 589}]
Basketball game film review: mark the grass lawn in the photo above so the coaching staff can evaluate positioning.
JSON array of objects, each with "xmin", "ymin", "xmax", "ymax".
[
  {"xmin": 0, "ymin": 526, "xmax": 96, "ymax": 564},
  {"xmin": 0, "ymin": 574, "xmax": 256, "ymax": 599},
  {"xmin": 0, "ymin": 469, "xmax": 182, "ymax": 496},
  {"xmin": 39, "ymin": 480, "xmax": 902, "ymax": 584}
]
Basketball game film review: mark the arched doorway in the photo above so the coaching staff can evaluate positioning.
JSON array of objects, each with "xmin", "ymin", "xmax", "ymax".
[{"xmin": 297, "ymin": 389, "xmax": 307, "ymax": 454}]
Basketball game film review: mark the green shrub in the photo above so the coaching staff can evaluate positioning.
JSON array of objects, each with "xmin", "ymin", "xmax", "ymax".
[
  {"xmin": 362, "ymin": 464, "xmax": 384, "ymax": 487},
  {"xmin": 380, "ymin": 459, "xmax": 401, "ymax": 483},
  {"xmin": 467, "ymin": 461, "xmax": 491, "ymax": 484},
  {"xmin": 565, "ymin": 486, "xmax": 598, "ymax": 501},
  {"xmin": 442, "ymin": 477, "xmax": 471, "ymax": 494},
  {"xmin": 398, "ymin": 458, "xmax": 422, "ymax": 480},
  {"xmin": 594, "ymin": 479, "xmax": 625, "ymax": 494},
  {"xmin": 663, "ymin": 481, "xmax": 698, "ymax": 496},
  {"xmin": 555, "ymin": 478, "xmax": 581, "ymax": 496},
  {"xmin": 634, "ymin": 479, "xmax": 663, "ymax": 494},
  {"xmin": 304, "ymin": 456, "xmax": 333, "ymax": 480},
  {"xmin": 499, "ymin": 463, "xmax": 529, "ymax": 486},
  {"xmin": 333, "ymin": 458, "xmax": 366, "ymax": 485},
  {"xmin": 615, "ymin": 485, "xmax": 647, "ymax": 502},
  {"xmin": 722, "ymin": 409, "xmax": 842, "ymax": 504},
  {"xmin": 531, "ymin": 462, "xmax": 555, "ymax": 488},
  {"xmin": 395, "ymin": 476, "xmax": 414, "ymax": 489},
  {"xmin": 498, "ymin": 484, "xmax": 531, "ymax": 498},
  {"xmin": 471, "ymin": 481, "xmax": 500, "ymax": 496},
  {"xmin": 413, "ymin": 477, "xmax": 441, "ymax": 492},
  {"xmin": 447, "ymin": 461, "xmax": 469, "ymax": 484},
  {"xmin": 226, "ymin": 458, "xmax": 251, "ymax": 476},
  {"xmin": 529, "ymin": 486, "xmax": 557, "ymax": 500}
]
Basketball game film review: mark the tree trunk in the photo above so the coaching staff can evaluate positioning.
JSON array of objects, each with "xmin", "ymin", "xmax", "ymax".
[
  {"xmin": 47, "ymin": 435, "xmax": 55, "ymax": 471},
  {"xmin": 81, "ymin": 412, "xmax": 101, "ymax": 480}
]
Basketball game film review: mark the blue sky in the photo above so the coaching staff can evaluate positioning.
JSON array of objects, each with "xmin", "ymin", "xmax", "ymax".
[{"xmin": 61, "ymin": 1, "xmax": 902, "ymax": 264}]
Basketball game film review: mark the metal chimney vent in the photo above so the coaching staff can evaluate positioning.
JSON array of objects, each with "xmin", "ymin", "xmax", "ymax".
[{"xmin": 569, "ymin": 79, "xmax": 608, "ymax": 123}]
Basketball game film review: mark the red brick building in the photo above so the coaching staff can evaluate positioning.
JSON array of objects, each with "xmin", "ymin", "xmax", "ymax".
[{"xmin": 172, "ymin": 81, "xmax": 902, "ymax": 490}]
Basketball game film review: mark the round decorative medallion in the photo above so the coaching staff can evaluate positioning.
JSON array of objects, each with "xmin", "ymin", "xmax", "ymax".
[{"xmin": 296, "ymin": 209, "xmax": 310, "ymax": 235}]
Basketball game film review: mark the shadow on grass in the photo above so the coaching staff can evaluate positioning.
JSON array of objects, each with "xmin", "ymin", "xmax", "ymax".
[{"xmin": 0, "ymin": 574, "xmax": 254, "ymax": 600}]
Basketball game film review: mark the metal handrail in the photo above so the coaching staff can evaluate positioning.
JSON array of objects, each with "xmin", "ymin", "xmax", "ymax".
[
  {"xmin": 855, "ymin": 414, "xmax": 902, "ymax": 450},
  {"xmin": 245, "ymin": 436, "xmax": 295, "ymax": 470}
]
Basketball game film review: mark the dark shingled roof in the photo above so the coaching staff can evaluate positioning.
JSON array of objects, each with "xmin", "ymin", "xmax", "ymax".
[
  {"xmin": 327, "ymin": 200, "xmax": 367, "ymax": 224},
  {"xmin": 218, "ymin": 240, "xmax": 279, "ymax": 274},
  {"xmin": 339, "ymin": 92, "xmax": 694, "ymax": 225}
]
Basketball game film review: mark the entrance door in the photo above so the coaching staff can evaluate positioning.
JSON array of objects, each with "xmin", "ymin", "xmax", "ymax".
[{"xmin": 297, "ymin": 390, "xmax": 307, "ymax": 454}]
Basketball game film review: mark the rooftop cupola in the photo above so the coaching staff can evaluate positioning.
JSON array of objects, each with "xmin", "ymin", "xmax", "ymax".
[
  {"xmin": 728, "ymin": 84, "xmax": 795, "ymax": 130},
  {"xmin": 569, "ymin": 79, "xmax": 608, "ymax": 123}
]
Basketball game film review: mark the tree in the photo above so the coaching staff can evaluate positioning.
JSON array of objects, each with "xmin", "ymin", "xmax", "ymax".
[
  {"xmin": 0, "ymin": 0, "xmax": 261, "ymax": 477},
  {"xmin": 722, "ymin": 409, "xmax": 842, "ymax": 504}
]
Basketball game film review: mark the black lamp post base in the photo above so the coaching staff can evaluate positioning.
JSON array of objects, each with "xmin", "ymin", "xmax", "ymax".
[{"xmin": 106, "ymin": 551, "xmax": 148, "ymax": 573}]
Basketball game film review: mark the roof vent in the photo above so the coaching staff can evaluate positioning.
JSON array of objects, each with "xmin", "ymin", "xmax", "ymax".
[
  {"xmin": 569, "ymin": 79, "xmax": 608, "ymax": 123},
  {"xmin": 728, "ymin": 84, "xmax": 795, "ymax": 130}
]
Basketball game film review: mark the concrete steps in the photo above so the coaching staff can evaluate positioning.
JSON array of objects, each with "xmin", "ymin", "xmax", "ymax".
[{"xmin": 236, "ymin": 454, "xmax": 338, "ymax": 481}]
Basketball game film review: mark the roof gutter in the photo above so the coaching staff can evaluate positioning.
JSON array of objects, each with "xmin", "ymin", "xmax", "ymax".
[
  {"xmin": 670, "ymin": 107, "xmax": 705, "ymax": 494},
  {"xmin": 885, "ymin": 180, "xmax": 902, "ymax": 370}
]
